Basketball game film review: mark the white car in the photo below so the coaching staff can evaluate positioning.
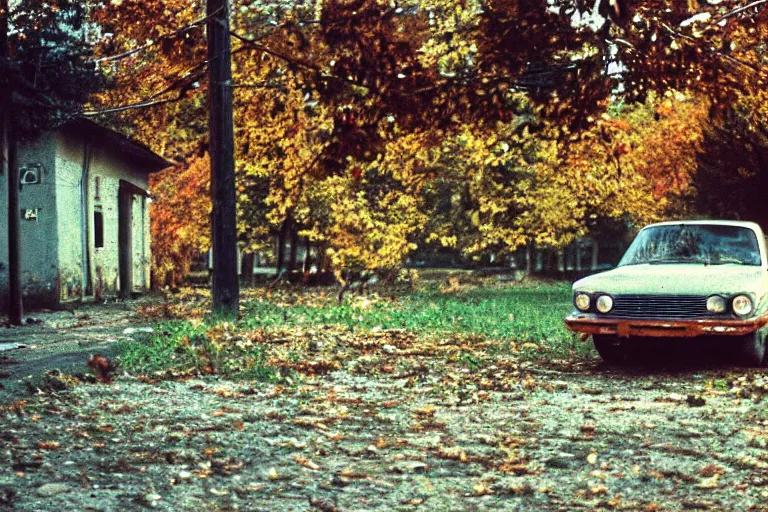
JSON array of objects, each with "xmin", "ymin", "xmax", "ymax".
[{"xmin": 565, "ymin": 220, "xmax": 768, "ymax": 365}]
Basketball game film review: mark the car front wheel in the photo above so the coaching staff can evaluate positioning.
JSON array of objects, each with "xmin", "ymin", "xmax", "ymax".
[
  {"xmin": 737, "ymin": 329, "xmax": 767, "ymax": 367},
  {"xmin": 593, "ymin": 334, "xmax": 632, "ymax": 365}
]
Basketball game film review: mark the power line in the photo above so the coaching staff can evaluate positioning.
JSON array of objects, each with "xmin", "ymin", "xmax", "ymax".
[{"xmin": 92, "ymin": 7, "xmax": 222, "ymax": 65}]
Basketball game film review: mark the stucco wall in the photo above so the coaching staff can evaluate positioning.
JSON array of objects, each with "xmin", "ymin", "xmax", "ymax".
[
  {"xmin": 0, "ymin": 135, "xmax": 58, "ymax": 309},
  {"xmin": 132, "ymin": 194, "xmax": 151, "ymax": 289},
  {"xmin": 56, "ymin": 131, "xmax": 151, "ymax": 301},
  {"xmin": 0, "ymin": 128, "xmax": 155, "ymax": 310},
  {"xmin": 0, "ymin": 133, "xmax": 60, "ymax": 309},
  {"xmin": 55, "ymin": 132, "xmax": 86, "ymax": 300}
]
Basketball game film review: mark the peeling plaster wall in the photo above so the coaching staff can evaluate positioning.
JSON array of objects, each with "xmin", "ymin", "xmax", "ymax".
[
  {"xmin": 132, "ymin": 194, "xmax": 151, "ymax": 290},
  {"xmin": 56, "ymin": 132, "xmax": 151, "ymax": 301},
  {"xmin": 0, "ymin": 133, "xmax": 60, "ymax": 309},
  {"xmin": 55, "ymin": 132, "xmax": 86, "ymax": 301},
  {"xmin": 0, "ymin": 128, "xmax": 155, "ymax": 310},
  {"xmin": 89, "ymin": 142, "xmax": 151, "ymax": 297}
]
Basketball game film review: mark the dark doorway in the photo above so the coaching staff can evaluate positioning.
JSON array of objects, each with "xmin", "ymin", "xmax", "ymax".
[{"xmin": 118, "ymin": 182, "xmax": 133, "ymax": 299}]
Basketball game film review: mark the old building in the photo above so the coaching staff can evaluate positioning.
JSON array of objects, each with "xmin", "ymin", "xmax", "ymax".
[{"xmin": 0, "ymin": 119, "xmax": 171, "ymax": 309}]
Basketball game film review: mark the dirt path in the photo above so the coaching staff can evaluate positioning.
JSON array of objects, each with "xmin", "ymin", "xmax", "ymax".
[
  {"xmin": 2, "ymin": 327, "xmax": 768, "ymax": 511},
  {"xmin": 0, "ymin": 301, "xmax": 155, "ymax": 404}
]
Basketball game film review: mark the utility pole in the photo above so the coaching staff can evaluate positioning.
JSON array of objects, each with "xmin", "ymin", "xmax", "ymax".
[
  {"xmin": 1, "ymin": 0, "xmax": 22, "ymax": 325},
  {"xmin": 207, "ymin": 0, "xmax": 239, "ymax": 317}
]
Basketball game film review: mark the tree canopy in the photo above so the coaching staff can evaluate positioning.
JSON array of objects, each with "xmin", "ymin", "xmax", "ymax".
[
  {"xmin": 1, "ymin": 0, "xmax": 104, "ymax": 136},
  {"xmin": 83, "ymin": 0, "xmax": 767, "ymax": 283}
]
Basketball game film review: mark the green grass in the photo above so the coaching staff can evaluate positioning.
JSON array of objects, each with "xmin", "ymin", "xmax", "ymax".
[
  {"xmin": 118, "ymin": 320, "xmax": 277, "ymax": 380},
  {"xmin": 120, "ymin": 279, "xmax": 583, "ymax": 379},
  {"xmin": 239, "ymin": 280, "xmax": 579, "ymax": 354}
]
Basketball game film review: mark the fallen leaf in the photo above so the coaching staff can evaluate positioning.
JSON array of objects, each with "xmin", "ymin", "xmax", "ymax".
[
  {"xmin": 698, "ymin": 464, "xmax": 724, "ymax": 477},
  {"xmin": 414, "ymin": 406, "xmax": 436, "ymax": 417},
  {"xmin": 472, "ymin": 481, "xmax": 493, "ymax": 495},
  {"xmin": 697, "ymin": 474, "xmax": 720, "ymax": 489},
  {"xmin": 294, "ymin": 454, "xmax": 320, "ymax": 470}
]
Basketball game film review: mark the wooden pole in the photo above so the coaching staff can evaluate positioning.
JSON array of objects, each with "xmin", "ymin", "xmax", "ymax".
[
  {"xmin": 2, "ymin": 0, "xmax": 22, "ymax": 324},
  {"xmin": 7, "ymin": 134, "xmax": 21, "ymax": 324},
  {"xmin": 207, "ymin": 0, "xmax": 239, "ymax": 317}
]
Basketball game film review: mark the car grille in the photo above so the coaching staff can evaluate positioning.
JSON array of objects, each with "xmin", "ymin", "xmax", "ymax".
[{"xmin": 608, "ymin": 294, "xmax": 712, "ymax": 319}]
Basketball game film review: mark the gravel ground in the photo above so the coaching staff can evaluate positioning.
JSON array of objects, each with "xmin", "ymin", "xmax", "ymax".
[
  {"xmin": 2, "ymin": 324, "xmax": 768, "ymax": 511},
  {"xmin": 0, "ymin": 299, "xmax": 159, "ymax": 403}
]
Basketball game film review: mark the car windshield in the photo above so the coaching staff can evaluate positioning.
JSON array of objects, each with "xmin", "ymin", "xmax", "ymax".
[{"xmin": 619, "ymin": 224, "xmax": 762, "ymax": 267}]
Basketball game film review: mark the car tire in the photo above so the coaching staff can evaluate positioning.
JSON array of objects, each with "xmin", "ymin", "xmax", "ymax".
[
  {"xmin": 737, "ymin": 330, "xmax": 766, "ymax": 367},
  {"xmin": 593, "ymin": 334, "xmax": 631, "ymax": 365}
]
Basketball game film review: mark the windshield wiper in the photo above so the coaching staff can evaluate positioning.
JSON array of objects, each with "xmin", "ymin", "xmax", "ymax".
[
  {"xmin": 646, "ymin": 258, "xmax": 698, "ymax": 265},
  {"xmin": 708, "ymin": 257, "xmax": 746, "ymax": 265}
]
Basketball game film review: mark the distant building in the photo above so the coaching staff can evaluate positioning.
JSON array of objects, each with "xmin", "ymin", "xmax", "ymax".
[{"xmin": 0, "ymin": 119, "xmax": 171, "ymax": 308}]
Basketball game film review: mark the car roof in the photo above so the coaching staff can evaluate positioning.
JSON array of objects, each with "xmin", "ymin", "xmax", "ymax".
[{"xmin": 642, "ymin": 220, "xmax": 763, "ymax": 232}]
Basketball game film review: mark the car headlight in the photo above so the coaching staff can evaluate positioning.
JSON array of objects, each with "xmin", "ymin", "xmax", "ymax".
[
  {"xmin": 706, "ymin": 295, "xmax": 727, "ymax": 314},
  {"xmin": 575, "ymin": 293, "xmax": 591, "ymax": 312},
  {"xmin": 596, "ymin": 295, "xmax": 614, "ymax": 314},
  {"xmin": 732, "ymin": 295, "xmax": 753, "ymax": 316}
]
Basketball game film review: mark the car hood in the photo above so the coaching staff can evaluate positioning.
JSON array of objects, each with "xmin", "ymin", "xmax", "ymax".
[{"xmin": 573, "ymin": 264, "xmax": 766, "ymax": 297}]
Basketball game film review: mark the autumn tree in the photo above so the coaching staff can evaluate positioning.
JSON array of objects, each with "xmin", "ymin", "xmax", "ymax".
[
  {"xmin": 694, "ymin": 88, "xmax": 768, "ymax": 226},
  {"xmin": 409, "ymin": 92, "xmax": 707, "ymax": 264},
  {"xmin": 88, "ymin": 0, "xmax": 767, "ymax": 284},
  {"xmin": 1, "ymin": 0, "xmax": 104, "ymax": 322}
]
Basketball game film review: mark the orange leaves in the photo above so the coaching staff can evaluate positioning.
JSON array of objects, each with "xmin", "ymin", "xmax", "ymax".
[
  {"xmin": 603, "ymin": 119, "xmax": 632, "ymax": 132},
  {"xmin": 36, "ymin": 441, "xmax": 61, "ymax": 451},
  {"xmin": 273, "ymin": 359, "xmax": 342, "ymax": 376},
  {"xmin": 413, "ymin": 405, "xmax": 437, "ymax": 418},
  {"xmin": 293, "ymin": 454, "xmax": 321, "ymax": 471},
  {"xmin": 150, "ymin": 154, "xmax": 211, "ymax": 287},
  {"xmin": 498, "ymin": 462, "xmax": 530, "ymax": 475}
]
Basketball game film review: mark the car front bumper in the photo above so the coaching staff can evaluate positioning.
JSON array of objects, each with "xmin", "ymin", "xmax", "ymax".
[{"xmin": 565, "ymin": 312, "xmax": 768, "ymax": 338}]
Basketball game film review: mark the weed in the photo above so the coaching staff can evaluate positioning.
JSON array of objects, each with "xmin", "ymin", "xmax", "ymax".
[{"xmin": 119, "ymin": 321, "xmax": 278, "ymax": 381}]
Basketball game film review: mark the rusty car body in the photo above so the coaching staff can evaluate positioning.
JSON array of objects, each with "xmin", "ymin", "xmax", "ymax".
[{"xmin": 565, "ymin": 220, "xmax": 768, "ymax": 365}]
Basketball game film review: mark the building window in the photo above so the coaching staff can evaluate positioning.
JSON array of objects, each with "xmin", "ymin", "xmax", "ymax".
[
  {"xmin": 94, "ymin": 176, "xmax": 101, "ymax": 201},
  {"xmin": 94, "ymin": 210, "xmax": 104, "ymax": 249}
]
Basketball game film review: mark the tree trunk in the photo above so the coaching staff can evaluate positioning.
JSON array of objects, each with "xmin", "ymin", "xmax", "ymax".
[
  {"xmin": 525, "ymin": 244, "xmax": 533, "ymax": 275},
  {"xmin": 241, "ymin": 252, "xmax": 255, "ymax": 287},
  {"xmin": 591, "ymin": 238, "xmax": 599, "ymax": 271},
  {"xmin": 575, "ymin": 241, "xmax": 582, "ymax": 272},
  {"xmin": 5, "ymin": 119, "xmax": 22, "ymax": 325},
  {"xmin": 302, "ymin": 238, "xmax": 312, "ymax": 273},
  {"xmin": 275, "ymin": 218, "xmax": 289, "ymax": 277},
  {"xmin": 288, "ymin": 223, "xmax": 299, "ymax": 273},
  {"xmin": 207, "ymin": 0, "xmax": 239, "ymax": 317}
]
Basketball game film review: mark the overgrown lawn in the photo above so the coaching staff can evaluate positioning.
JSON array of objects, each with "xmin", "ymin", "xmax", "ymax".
[
  {"xmin": 242, "ymin": 280, "xmax": 575, "ymax": 348},
  {"xmin": 120, "ymin": 278, "xmax": 584, "ymax": 378}
]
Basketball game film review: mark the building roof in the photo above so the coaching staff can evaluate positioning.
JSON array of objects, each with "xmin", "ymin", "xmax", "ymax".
[{"xmin": 65, "ymin": 118, "xmax": 174, "ymax": 173}]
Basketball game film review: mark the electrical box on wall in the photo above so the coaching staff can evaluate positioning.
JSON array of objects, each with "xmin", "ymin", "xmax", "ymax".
[{"xmin": 20, "ymin": 163, "xmax": 44, "ymax": 185}]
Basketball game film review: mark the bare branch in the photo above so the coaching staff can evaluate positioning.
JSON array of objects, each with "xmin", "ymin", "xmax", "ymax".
[
  {"xmin": 230, "ymin": 81, "xmax": 286, "ymax": 89},
  {"xmin": 148, "ymin": 60, "xmax": 210, "ymax": 100},
  {"xmin": 660, "ymin": 22, "xmax": 760, "ymax": 73},
  {"xmin": 92, "ymin": 6, "xmax": 223, "ymax": 64},
  {"xmin": 81, "ymin": 88, "xmax": 192, "ymax": 116},
  {"xmin": 715, "ymin": 0, "xmax": 768, "ymax": 23},
  {"xmin": 230, "ymin": 31, "xmax": 321, "ymax": 72}
]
